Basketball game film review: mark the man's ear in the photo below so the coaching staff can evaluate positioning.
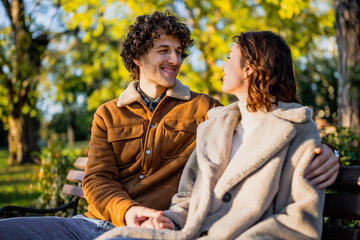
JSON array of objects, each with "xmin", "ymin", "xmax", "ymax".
[{"xmin": 133, "ymin": 58, "xmax": 141, "ymax": 67}]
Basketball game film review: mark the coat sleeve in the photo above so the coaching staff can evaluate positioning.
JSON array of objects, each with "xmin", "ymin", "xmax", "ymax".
[
  {"xmin": 82, "ymin": 109, "xmax": 140, "ymax": 227},
  {"xmin": 238, "ymin": 124, "xmax": 325, "ymax": 240},
  {"xmin": 162, "ymin": 149, "xmax": 200, "ymax": 229}
]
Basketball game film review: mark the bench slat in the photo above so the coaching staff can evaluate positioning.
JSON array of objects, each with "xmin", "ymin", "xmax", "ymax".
[
  {"xmin": 62, "ymin": 184, "xmax": 84, "ymax": 198},
  {"xmin": 327, "ymin": 166, "xmax": 360, "ymax": 191},
  {"xmin": 74, "ymin": 157, "xmax": 88, "ymax": 170},
  {"xmin": 66, "ymin": 169, "xmax": 85, "ymax": 183},
  {"xmin": 323, "ymin": 192, "xmax": 360, "ymax": 219},
  {"xmin": 322, "ymin": 223, "xmax": 360, "ymax": 240}
]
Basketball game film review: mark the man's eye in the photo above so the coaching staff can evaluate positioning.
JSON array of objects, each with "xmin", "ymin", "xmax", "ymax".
[
  {"xmin": 176, "ymin": 51, "xmax": 181, "ymax": 55},
  {"xmin": 159, "ymin": 50, "xmax": 167, "ymax": 53},
  {"xmin": 227, "ymin": 55, "xmax": 230, "ymax": 59}
]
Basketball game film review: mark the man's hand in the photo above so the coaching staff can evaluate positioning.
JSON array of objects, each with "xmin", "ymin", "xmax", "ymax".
[
  {"xmin": 305, "ymin": 143, "xmax": 340, "ymax": 190},
  {"xmin": 125, "ymin": 206, "xmax": 162, "ymax": 227},
  {"xmin": 140, "ymin": 214, "xmax": 175, "ymax": 230}
]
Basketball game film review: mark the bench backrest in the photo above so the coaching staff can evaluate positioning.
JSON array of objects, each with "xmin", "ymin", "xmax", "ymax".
[
  {"xmin": 322, "ymin": 166, "xmax": 360, "ymax": 240},
  {"xmin": 62, "ymin": 157, "xmax": 87, "ymax": 198}
]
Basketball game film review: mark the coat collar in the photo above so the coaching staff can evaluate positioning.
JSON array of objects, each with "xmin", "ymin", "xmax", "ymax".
[{"xmin": 116, "ymin": 79, "xmax": 191, "ymax": 107}]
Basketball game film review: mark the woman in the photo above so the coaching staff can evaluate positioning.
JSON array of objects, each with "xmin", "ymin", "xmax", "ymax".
[{"xmin": 98, "ymin": 31, "xmax": 324, "ymax": 240}]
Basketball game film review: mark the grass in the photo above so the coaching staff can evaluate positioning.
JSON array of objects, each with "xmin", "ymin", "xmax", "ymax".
[{"xmin": 0, "ymin": 147, "xmax": 40, "ymax": 207}]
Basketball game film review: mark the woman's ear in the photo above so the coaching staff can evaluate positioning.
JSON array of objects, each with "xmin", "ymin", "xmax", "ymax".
[
  {"xmin": 133, "ymin": 58, "xmax": 141, "ymax": 67},
  {"xmin": 245, "ymin": 66, "xmax": 254, "ymax": 78}
]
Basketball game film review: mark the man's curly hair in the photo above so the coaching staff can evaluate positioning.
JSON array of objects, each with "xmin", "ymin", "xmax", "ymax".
[
  {"xmin": 120, "ymin": 11, "xmax": 194, "ymax": 80},
  {"xmin": 233, "ymin": 31, "xmax": 300, "ymax": 112}
]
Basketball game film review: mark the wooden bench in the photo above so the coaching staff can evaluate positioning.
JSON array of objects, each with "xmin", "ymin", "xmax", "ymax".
[
  {"xmin": 62, "ymin": 156, "xmax": 87, "ymax": 200},
  {"xmin": 0, "ymin": 157, "xmax": 87, "ymax": 218},
  {"xmin": 322, "ymin": 166, "xmax": 360, "ymax": 240}
]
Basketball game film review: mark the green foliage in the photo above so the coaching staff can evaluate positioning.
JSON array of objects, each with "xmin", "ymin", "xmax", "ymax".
[
  {"xmin": 50, "ymin": 0, "xmax": 335, "ymax": 109},
  {"xmin": 296, "ymin": 56, "xmax": 338, "ymax": 122},
  {"xmin": 34, "ymin": 141, "xmax": 88, "ymax": 216},
  {"xmin": 47, "ymin": 105, "xmax": 94, "ymax": 141},
  {"xmin": 321, "ymin": 127, "xmax": 360, "ymax": 166}
]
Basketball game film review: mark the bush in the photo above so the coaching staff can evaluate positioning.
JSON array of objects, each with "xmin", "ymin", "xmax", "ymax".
[
  {"xmin": 321, "ymin": 127, "xmax": 360, "ymax": 166},
  {"xmin": 34, "ymin": 140, "xmax": 88, "ymax": 216}
]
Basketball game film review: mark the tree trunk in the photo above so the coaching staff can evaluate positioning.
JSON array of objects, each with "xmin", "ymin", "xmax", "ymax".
[
  {"xmin": 67, "ymin": 110, "xmax": 75, "ymax": 146},
  {"xmin": 335, "ymin": 0, "xmax": 360, "ymax": 133},
  {"xmin": 8, "ymin": 114, "xmax": 38, "ymax": 165},
  {"xmin": 8, "ymin": 115, "xmax": 23, "ymax": 165}
]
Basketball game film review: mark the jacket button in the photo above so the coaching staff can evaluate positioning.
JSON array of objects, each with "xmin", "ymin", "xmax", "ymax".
[
  {"xmin": 150, "ymin": 124, "xmax": 155, "ymax": 128},
  {"xmin": 222, "ymin": 192, "xmax": 232, "ymax": 202},
  {"xmin": 199, "ymin": 231, "xmax": 208, "ymax": 237},
  {"xmin": 139, "ymin": 174, "xmax": 145, "ymax": 179},
  {"xmin": 145, "ymin": 150, "xmax": 151, "ymax": 154}
]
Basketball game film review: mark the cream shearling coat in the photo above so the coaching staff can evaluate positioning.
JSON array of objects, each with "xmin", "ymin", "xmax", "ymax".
[{"xmin": 97, "ymin": 101, "xmax": 325, "ymax": 240}]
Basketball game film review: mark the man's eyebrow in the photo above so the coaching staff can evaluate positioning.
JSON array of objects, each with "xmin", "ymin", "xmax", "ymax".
[{"xmin": 155, "ymin": 44, "xmax": 182, "ymax": 49}]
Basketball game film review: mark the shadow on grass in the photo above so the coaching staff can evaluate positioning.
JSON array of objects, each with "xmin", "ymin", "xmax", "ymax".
[
  {"xmin": 0, "ymin": 169, "xmax": 35, "ymax": 177},
  {"xmin": 0, "ymin": 191, "xmax": 40, "ymax": 207},
  {"xmin": 0, "ymin": 164, "xmax": 37, "ymax": 176},
  {"xmin": 0, "ymin": 179, "xmax": 30, "ymax": 186}
]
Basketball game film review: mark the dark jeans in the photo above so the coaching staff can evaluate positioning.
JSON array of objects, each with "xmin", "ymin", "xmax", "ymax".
[{"xmin": 0, "ymin": 215, "xmax": 115, "ymax": 240}]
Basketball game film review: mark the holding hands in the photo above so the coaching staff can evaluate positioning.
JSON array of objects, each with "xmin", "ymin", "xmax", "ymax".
[{"xmin": 125, "ymin": 206, "xmax": 174, "ymax": 230}]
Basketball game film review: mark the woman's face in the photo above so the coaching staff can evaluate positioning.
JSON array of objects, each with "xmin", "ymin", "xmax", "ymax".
[{"xmin": 221, "ymin": 44, "xmax": 249, "ymax": 96}]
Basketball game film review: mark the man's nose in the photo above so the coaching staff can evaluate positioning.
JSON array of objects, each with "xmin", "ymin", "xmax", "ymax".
[{"xmin": 168, "ymin": 51, "xmax": 181, "ymax": 65}]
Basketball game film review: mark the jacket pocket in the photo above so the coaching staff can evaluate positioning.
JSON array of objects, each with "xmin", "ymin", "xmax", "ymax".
[
  {"xmin": 108, "ymin": 124, "xmax": 143, "ymax": 167},
  {"xmin": 107, "ymin": 124, "xmax": 143, "ymax": 142},
  {"xmin": 161, "ymin": 118, "xmax": 203, "ymax": 159}
]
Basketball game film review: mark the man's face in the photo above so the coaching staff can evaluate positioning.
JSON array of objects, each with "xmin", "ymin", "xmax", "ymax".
[{"xmin": 134, "ymin": 35, "xmax": 182, "ymax": 90}]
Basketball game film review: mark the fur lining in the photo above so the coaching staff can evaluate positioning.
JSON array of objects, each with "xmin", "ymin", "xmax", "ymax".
[
  {"xmin": 272, "ymin": 102, "xmax": 312, "ymax": 123},
  {"xmin": 166, "ymin": 79, "xmax": 191, "ymax": 100},
  {"xmin": 117, "ymin": 79, "xmax": 191, "ymax": 107},
  {"xmin": 116, "ymin": 81, "xmax": 141, "ymax": 107},
  {"xmin": 208, "ymin": 101, "xmax": 312, "ymax": 124}
]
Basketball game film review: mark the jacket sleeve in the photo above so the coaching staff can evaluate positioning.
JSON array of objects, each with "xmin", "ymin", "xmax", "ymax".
[
  {"xmin": 238, "ymin": 124, "xmax": 325, "ymax": 240},
  {"xmin": 82, "ymin": 109, "xmax": 140, "ymax": 227},
  {"xmin": 162, "ymin": 150, "xmax": 199, "ymax": 229}
]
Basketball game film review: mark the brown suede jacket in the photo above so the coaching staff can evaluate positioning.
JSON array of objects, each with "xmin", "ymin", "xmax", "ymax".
[{"xmin": 83, "ymin": 79, "xmax": 220, "ymax": 227}]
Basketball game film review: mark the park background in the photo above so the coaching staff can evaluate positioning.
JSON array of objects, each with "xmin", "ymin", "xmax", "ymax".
[{"xmin": 0, "ymin": 0, "xmax": 359, "ymax": 215}]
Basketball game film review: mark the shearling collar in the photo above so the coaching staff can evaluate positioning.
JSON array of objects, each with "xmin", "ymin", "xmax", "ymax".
[
  {"xmin": 116, "ymin": 79, "xmax": 191, "ymax": 107},
  {"xmin": 207, "ymin": 101, "xmax": 312, "ymax": 124},
  {"xmin": 272, "ymin": 102, "xmax": 312, "ymax": 123}
]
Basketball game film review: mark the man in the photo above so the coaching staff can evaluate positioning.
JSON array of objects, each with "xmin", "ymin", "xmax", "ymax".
[{"xmin": 0, "ymin": 11, "xmax": 339, "ymax": 240}]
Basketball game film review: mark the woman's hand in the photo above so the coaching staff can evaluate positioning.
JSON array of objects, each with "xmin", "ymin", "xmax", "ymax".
[
  {"xmin": 305, "ymin": 143, "xmax": 340, "ymax": 190},
  {"xmin": 125, "ymin": 206, "xmax": 162, "ymax": 227},
  {"xmin": 140, "ymin": 214, "xmax": 175, "ymax": 230}
]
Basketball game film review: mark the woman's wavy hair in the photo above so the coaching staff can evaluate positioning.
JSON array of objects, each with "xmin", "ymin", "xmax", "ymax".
[
  {"xmin": 120, "ymin": 11, "xmax": 194, "ymax": 80},
  {"xmin": 233, "ymin": 31, "xmax": 300, "ymax": 112}
]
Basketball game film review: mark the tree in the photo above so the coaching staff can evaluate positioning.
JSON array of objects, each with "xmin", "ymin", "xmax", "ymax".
[
  {"xmin": 0, "ymin": 0, "xmax": 337, "ymax": 165},
  {"xmin": 0, "ymin": 0, "xmax": 49, "ymax": 164},
  {"xmin": 58, "ymin": 0, "xmax": 334, "ymax": 106},
  {"xmin": 334, "ymin": 0, "xmax": 360, "ymax": 133},
  {"xmin": 0, "ymin": 0, "xmax": 76, "ymax": 164}
]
